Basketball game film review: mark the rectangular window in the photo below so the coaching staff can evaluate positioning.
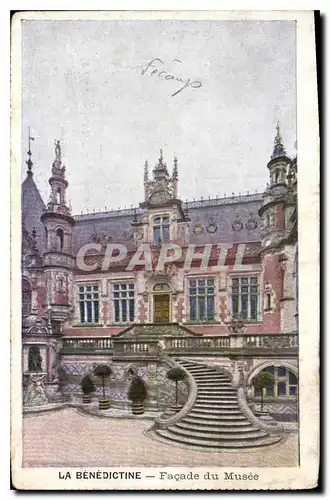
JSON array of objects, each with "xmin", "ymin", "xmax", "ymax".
[
  {"xmin": 78, "ymin": 284, "xmax": 99, "ymax": 323},
  {"xmin": 231, "ymin": 276, "xmax": 259, "ymax": 321},
  {"xmin": 189, "ymin": 278, "xmax": 215, "ymax": 321},
  {"xmin": 113, "ymin": 283, "xmax": 135, "ymax": 323},
  {"xmin": 153, "ymin": 216, "xmax": 170, "ymax": 244}
]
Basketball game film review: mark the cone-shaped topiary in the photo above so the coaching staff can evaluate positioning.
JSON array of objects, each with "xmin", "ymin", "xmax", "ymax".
[
  {"xmin": 251, "ymin": 371, "xmax": 275, "ymax": 411},
  {"xmin": 127, "ymin": 376, "xmax": 148, "ymax": 402},
  {"xmin": 166, "ymin": 367, "xmax": 186, "ymax": 408},
  {"xmin": 94, "ymin": 365, "xmax": 112, "ymax": 399},
  {"xmin": 81, "ymin": 374, "xmax": 95, "ymax": 395}
]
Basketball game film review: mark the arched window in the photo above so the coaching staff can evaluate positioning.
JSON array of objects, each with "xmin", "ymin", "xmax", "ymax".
[
  {"xmin": 22, "ymin": 279, "xmax": 32, "ymax": 316},
  {"xmin": 56, "ymin": 188, "xmax": 61, "ymax": 204},
  {"xmin": 253, "ymin": 365, "xmax": 298, "ymax": 399},
  {"xmin": 28, "ymin": 345, "xmax": 43, "ymax": 372},
  {"xmin": 56, "ymin": 228, "xmax": 64, "ymax": 252},
  {"xmin": 153, "ymin": 216, "xmax": 169, "ymax": 243},
  {"xmin": 274, "ymin": 170, "xmax": 279, "ymax": 184}
]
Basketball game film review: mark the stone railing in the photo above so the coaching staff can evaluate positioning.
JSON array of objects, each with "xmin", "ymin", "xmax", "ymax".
[
  {"xmin": 61, "ymin": 337, "xmax": 114, "ymax": 353},
  {"xmin": 61, "ymin": 332, "xmax": 298, "ymax": 357},
  {"xmin": 112, "ymin": 338, "xmax": 160, "ymax": 360},
  {"xmin": 242, "ymin": 334, "xmax": 298, "ymax": 350},
  {"xmin": 164, "ymin": 335, "xmax": 230, "ymax": 353},
  {"xmin": 154, "ymin": 356, "xmax": 198, "ymax": 430}
]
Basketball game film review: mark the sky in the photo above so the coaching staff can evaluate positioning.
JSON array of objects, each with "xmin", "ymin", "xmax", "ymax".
[{"xmin": 21, "ymin": 19, "xmax": 296, "ymax": 215}]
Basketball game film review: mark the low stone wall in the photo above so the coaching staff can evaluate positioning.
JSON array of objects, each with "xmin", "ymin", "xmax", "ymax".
[{"xmin": 60, "ymin": 357, "xmax": 187, "ymax": 410}]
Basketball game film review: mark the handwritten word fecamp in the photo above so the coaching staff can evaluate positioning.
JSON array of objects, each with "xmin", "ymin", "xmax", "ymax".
[{"xmin": 141, "ymin": 58, "xmax": 202, "ymax": 97}]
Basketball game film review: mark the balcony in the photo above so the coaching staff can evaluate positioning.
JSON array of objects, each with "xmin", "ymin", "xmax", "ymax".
[{"xmin": 60, "ymin": 331, "xmax": 298, "ymax": 359}]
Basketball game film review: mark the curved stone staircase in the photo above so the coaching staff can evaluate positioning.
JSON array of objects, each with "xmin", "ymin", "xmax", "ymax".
[{"xmin": 155, "ymin": 359, "xmax": 282, "ymax": 450}]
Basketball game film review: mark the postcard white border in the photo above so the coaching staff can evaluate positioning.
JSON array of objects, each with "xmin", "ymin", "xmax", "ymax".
[{"xmin": 10, "ymin": 9, "xmax": 319, "ymax": 490}]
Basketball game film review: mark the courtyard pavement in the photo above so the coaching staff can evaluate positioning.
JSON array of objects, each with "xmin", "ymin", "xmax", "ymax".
[{"xmin": 23, "ymin": 408, "xmax": 299, "ymax": 468}]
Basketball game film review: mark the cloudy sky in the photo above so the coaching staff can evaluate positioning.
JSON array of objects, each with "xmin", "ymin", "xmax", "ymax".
[{"xmin": 21, "ymin": 19, "xmax": 296, "ymax": 214}]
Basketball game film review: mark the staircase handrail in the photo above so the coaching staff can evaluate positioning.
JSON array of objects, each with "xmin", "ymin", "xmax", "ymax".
[
  {"xmin": 154, "ymin": 356, "xmax": 198, "ymax": 430},
  {"xmin": 236, "ymin": 387, "xmax": 287, "ymax": 434}
]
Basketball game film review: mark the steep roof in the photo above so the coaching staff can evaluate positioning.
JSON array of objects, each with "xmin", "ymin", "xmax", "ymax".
[
  {"xmin": 71, "ymin": 193, "xmax": 263, "ymax": 253},
  {"xmin": 21, "ymin": 173, "xmax": 47, "ymax": 254}
]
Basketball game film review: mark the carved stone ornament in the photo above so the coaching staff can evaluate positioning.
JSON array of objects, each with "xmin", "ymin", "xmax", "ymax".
[
  {"xmin": 232, "ymin": 214, "xmax": 243, "ymax": 232},
  {"xmin": 245, "ymin": 212, "xmax": 258, "ymax": 231},
  {"xmin": 149, "ymin": 189, "xmax": 170, "ymax": 204},
  {"xmin": 123, "ymin": 230, "xmax": 133, "ymax": 241},
  {"xmin": 206, "ymin": 219, "xmax": 218, "ymax": 234},
  {"xmin": 193, "ymin": 221, "xmax": 204, "ymax": 235}
]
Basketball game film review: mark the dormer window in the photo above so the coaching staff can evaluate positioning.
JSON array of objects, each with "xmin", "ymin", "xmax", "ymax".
[{"xmin": 153, "ymin": 216, "xmax": 170, "ymax": 244}]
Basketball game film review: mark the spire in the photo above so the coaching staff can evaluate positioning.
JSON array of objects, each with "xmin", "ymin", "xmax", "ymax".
[
  {"xmin": 173, "ymin": 154, "xmax": 178, "ymax": 180},
  {"xmin": 159, "ymin": 149, "xmax": 163, "ymax": 165},
  {"xmin": 26, "ymin": 126, "xmax": 35, "ymax": 177},
  {"xmin": 271, "ymin": 121, "xmax": 286, "ymax": 158},
  {"xmin": 144, "ymin": 160, "xmax": 149, "ymax": 182}
]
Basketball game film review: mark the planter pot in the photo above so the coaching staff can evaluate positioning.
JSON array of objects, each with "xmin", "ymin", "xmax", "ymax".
[
  {"xmin": 131, "ymin": 400, "xmax": 144, "ymax": 415},
  {"xmin": 170, "ymin": 405, "xmax": 183, "ymax": 413},
  {"xmin": 99, "ymin": 398, "xmax": 111, "ymax": 410},
  {"xmin": 82, "ymin": 394, "xmax": 92, "ymax": 404},
  {"xmin": 254, "ymin": 409, "xmax": 269, "ymax": 417}
]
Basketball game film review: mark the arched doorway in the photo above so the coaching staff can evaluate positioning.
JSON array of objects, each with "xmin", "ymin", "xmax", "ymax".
[{"xmin": 28, "ymin": 345, "xmax": 43, "ymax": 372}]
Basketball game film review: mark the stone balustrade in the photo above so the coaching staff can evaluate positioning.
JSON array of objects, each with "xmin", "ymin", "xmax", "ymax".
[
  {"xmin": 61, "ymin": 337, "xmax": 114, "ymax": 353},
  {"xmin": 112, "ymin": 338, "xmax": 159, "ymax": 360},
  {"xmin": 164, "ymin": 335, "xmax": 230, "ymax": 352},
  {"xmin": 61, "ymin": 332, "xmax": 298, "ymax": 357}
]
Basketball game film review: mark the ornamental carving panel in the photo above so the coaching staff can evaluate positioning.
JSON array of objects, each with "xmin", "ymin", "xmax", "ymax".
[
  {"xmin": 206, "ymin": 219, "xmax": 218, "ymax": 233},
  {"xmin": 232, "ymin": 214, "xmax": 243, "ymax": 231},
  {"xmin": 245, "ymin": 212, "xmax": 258, "ymax": 230}
]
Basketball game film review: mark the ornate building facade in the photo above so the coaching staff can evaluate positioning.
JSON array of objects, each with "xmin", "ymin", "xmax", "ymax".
[{"xmin": 22, "ymin": 124, "xmax": 298, "ymax": 422}]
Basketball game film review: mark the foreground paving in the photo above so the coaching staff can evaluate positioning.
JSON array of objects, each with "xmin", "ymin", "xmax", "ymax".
[{"xmin": 23, "ymin": 409, "xmax": 299, "ymax": 467}]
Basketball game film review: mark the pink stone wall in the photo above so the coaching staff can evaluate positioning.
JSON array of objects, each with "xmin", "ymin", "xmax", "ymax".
[
  {"xmin": 137, "ymin": 298, "xmax": 148, "ymax": 323},
  {"xmin": 36, "ymin": 286, "xmax": 47, "ymax": 315},
  {"xmin": 176, "ymin": 297, "xmax": 184, "ymax": 322},
  {"xmin": 101, "ymin": 300, "xmax": 109, "ymax": 324}
]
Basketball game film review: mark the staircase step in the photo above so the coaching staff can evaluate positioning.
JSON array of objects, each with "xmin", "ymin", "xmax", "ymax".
[
  {"xmin": 193, "ymin": 406, "xmax": 242, "ymax": 415},
  {"xmin": 155, "ymin": 429, "xmax": 282, "ymax": 449},
  {"xmin": 188, "ymin": 410, "xmax": 249, "ymax": 420},
  {"xmin": 168, "ymin": 425, "xmax": 269, "ymax": 441},
  {"xmin": 194, "ymin": 402, "xmax": 240, "ymax": 409},
  {"xmin": 196, "ymin": 398, "xmax": 238, "ymax": 404},
  {"xmin": 183, "ymin": 416, "xmax": 253, "ymax": 428},
  {"xmin": 196, "ymin": 381, "xmax": 233, "ymax": 386},
  {"xmin": 176, "ymin": 421, "xmax": 258, "ymax": 434},
  {"xmin": 193, "ymin": 375, "xmax": 231, "ymax": 381},
  {"xmin": 197, "ymin": 389, "xmax": 238, "ymax": 394}
]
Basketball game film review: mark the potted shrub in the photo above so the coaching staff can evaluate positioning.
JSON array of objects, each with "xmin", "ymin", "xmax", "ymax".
[
  {"xmin": 80, "ymin": 374, "xmax": 95, "ymax": 404},
  {"xmin": 251, "ymin": 371, "xmax": 275, "ymax": 414},
  {"xmin": 166, "ymin": 367, "xmax": 186, "ymax": 412},
  {"xmin": 94, "ymin": 364, "xmax": 112, "ymax": 410},
  {"xmin": 127, "ymin": 375, "xmax": 147, "ymax": 415}
]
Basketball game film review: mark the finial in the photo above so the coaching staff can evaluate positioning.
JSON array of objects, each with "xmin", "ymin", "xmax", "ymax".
[
  {"xmin": 173, "ymin": 154, "xmax": 178, "ymax": 180},
  {"xmin": 144, "ymin": 160, "xmax": 149, "ymax": 181},
  {"xmin": 159, "ymin": 149, "xmax": 163, "ymax": 164},
  {"xmin": 54, "ymin": 139, "xmax": 61, "ymax": 162},
  {"xmin": 271, "ymin": 121, "xmax": 286, "ymax": 158},
  {"xmin": 31, "ymin": 227, "xmax": 37, "ymax": 252},
  {"xmin": 26, "ymin": 126, "xmax": 35, "ymax": 176}
]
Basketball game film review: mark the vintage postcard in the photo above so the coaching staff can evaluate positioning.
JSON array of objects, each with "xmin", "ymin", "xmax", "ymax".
[{"xmin": 11, "ymin": 10, "xmax": 319, "ymax": 490}]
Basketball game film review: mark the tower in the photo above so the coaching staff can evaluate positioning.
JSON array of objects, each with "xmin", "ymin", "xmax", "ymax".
[
  {"xmin": 41, "ymin": 140, "xmax": 75, "ymax": 330},
  {"xmin": 134, "ymin": 150, "xmax": 187, "ymax": 245},
  {"xmin": 258, "ymin": 123, "xmax": 293, "ymax": 333}
]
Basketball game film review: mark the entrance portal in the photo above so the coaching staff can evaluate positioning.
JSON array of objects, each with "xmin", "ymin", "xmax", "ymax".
[{"xmin": 154, "ymin": 294, "xmax": 170, "ymax": 323}]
